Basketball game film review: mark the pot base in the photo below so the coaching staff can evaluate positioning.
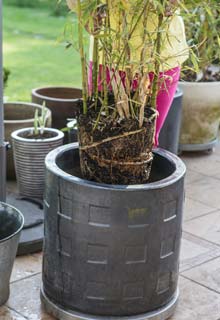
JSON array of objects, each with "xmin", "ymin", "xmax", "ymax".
[
  {"xmin": 41, "ymin": 287, "xmax": 179, "ymax": 320},
  {"xmin": 179, "ymin": 138, "xmax": 218, "ymax": 152}
]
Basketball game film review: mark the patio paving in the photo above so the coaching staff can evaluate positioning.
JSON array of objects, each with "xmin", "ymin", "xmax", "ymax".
[{"xmin": 1, "ymin": 143, "xmax": 220, "ymax": 319}]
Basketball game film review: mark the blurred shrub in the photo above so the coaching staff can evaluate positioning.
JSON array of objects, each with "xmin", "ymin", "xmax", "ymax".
[
  {"xmin": 4, "ymin": 0, "xmax": 68, "ymax": 16},
  {"xmin": 3, "ymin": 68, "xmax": 10, "ymax": 89}
]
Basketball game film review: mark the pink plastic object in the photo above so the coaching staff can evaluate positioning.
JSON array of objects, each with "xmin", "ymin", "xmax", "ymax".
[{"xmin": 88, "ymin": 63, "xmax": 180, "ymax": 146}]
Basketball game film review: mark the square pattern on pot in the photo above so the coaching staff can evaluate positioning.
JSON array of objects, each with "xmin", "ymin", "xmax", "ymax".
[
  {"xmin": 163, "ymin": 200, "xmax": 177, "ymax": 222},
  {"xmin": 123, "ymin": 282, "xmax": 144, "ymax": 300},
  {"xmin": 125, "ymin": 245, "xmax": 147, "ymax": 264},
  {"xmin": 157, "ymin": 272, "xmax": 171, "ymax": 294},
  {"xmin": 89, "ymin": 205, "xmax": 111, "ymax": 227},
  {"xmin": 56, "ymin": 235, "xmax": 72, "ymax": 257},
  {"xmin": 160, "ymin": 235, "xmax": 176, "ymax": 259},
  {"xmin": 87, "ymin": 244, "xmax": 108, "ymax": 265}
]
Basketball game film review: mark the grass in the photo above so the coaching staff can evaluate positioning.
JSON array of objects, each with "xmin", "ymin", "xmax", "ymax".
[{"xmin": 3, "ymin": 4, "xmax": 83, "ymax": 101}]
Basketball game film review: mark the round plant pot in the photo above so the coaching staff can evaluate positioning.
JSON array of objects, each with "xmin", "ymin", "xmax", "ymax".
[
  {"xmin": 41, "ymin": 143, "xmax": 185, "ymax": 320},
  {"xmin": 31, "ymin": 87, "xmax": 82, "ymax": 130},
  {"xmin": 0, "ymin": 202, "xmax": 24, "ymax": 306},
  {"xmin": 4, "ymin": 102, "xmax": 52, "ymax": 180},
  {"xmin": 179, "ymin": 81, "xmax": 220, "ymax": 151},
  {"xmin": 159, "ymin": 88, "xmax": 183, "ymax": 155},
  {"xmin": 11, "ymin": 128, "xmax": 64, "ymax": 199}
]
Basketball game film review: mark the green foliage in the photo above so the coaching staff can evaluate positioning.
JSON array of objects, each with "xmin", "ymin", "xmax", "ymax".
[
  {"xmin": 5, "ymin": 0, "xmax": 68, "ymax": 16},
  {"xmin": 34, "ymin": 103, "xmax": 48, "ymax": 135},
  {"xmin": 3, "ymin": 4, "xmax": 81, "ymax": 101},
  {"xmin": 68, "ymin": 0, "xmax": 184, "ymax": 124},
  {"xmin": 183, "ymin": 0, "xmax": 220, "ymax": 71},
  {"xmin": 3, "ymin": 67, "xmax": 10, "ymax": 89}
]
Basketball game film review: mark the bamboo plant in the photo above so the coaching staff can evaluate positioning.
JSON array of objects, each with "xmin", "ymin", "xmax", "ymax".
[
  {"xmin": 66, "ymin": 0, "xmax": 185, "ymax": 184},
  {"xmin": 182, "ymin": 0, "xmax": 220, "ymax": 81}
]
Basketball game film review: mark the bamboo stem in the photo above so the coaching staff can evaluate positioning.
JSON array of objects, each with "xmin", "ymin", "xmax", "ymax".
[
  {"xmin": 150, "ymin": 13, "xmax": 163, "ymax": 110},
  {"xmin": 77, "ymin": 0, "xmax": 87, "ymax": 114},
  {"xmin": 109, "ymin": 1, "xmax": 149, "ymax": 86}
]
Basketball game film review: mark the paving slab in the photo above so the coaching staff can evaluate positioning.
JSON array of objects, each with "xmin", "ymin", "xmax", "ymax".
[
  {"xmin": 184, "ymin": 168, "xmax": 205, "ymax": 186},
  {"xmin": 183, "ymin": 197, "xmax": 216, "ymax": 221},
  {"xmin": 183, "ymin": 210, "xmax": 220, "ymax": 246},
  {"xmin": 170, "ymin": 276, "xmax": 220, "ymax": 320},
  {"xmin": 7, "ymin": 274, "xmax": 55, "ymax": 320},
  {"xmin": 0, "ymin": 306, "xmax": 26, "ymax": 320},
  {"xmin": 180, "ymin": 232, "xmax": 220, "ymax": 272},
  {"xmin": 185, "ymin": 177, "xmax": 220, "ymax": 209},
  {"xmin": 11, "ymin": 253, "xmax": 42, "ymax": 283},
  {"xmin": 181, "ymin": 152, "xmax": 220, "ymax": 179},
  {"xmin": 182, "ymin": 256, "xmax": 220, "ymax": 294}
]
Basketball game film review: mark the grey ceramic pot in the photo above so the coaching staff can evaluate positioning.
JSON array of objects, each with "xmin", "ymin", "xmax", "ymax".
[
  {"xmin": 41, "ymin": 143, "xmax": 185, "ymax": 320},
  {"xmin": 11, "ymin": 127, "xmax": 64, "ymax": 199},
  {"xmin": 0, "ymin": 202, "xmax": 24, "ymax": 306},
  {"xmin": 4, "ymin": 102, "xmax": 52, "ymax": 180}
]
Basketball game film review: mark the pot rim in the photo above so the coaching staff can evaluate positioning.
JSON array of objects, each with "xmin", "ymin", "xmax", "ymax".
[
  {"xmin": 45, "ymin": 143, "xmax": 186, "ymax": 191},
  {"xmin": 175, "ymin": 87, "xmax": 183, "ymax": 99},
  {"xmin": 179, "ymin": 80, "xmax": 220, "ymax": 86},
  {"xmin": 4, "ymin": 102, "xmax": 51, "ymax": 125},
  {"xmin": 32, "ymin": 86, "xmax": 82, "ymax": 102},
  {"xmin": 0, "ymin": 202, "xmax": 24, "ymax": 244},
  {"xmin": 11, "ymin": 127, "xmax": 64, "ymax": 143}
]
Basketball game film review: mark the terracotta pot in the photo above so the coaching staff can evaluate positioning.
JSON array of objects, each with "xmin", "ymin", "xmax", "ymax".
[{"xmin": 31, "ymin": 87, "xmax": 82, "ymax": 130}]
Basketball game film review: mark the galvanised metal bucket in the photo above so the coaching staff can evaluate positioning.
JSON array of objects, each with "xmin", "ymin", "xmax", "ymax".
[
  {"xmin": 0, "ymin": 202, "xmax": 24, "ymax": 306},
  {"xmin": 11, "ymin": 127, "xmax": 64, "ymax": 199}
]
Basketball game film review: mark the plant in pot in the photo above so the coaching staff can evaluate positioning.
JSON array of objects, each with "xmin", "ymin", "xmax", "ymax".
[
  {"xmin": 179, "ymin": 0, "xmax": 220, "ymax": 152},
  {"xmin": 11, "ymin": 106, "xmax": 64, "ymax": 199},
  {"xmin": 41, "ymin": 1, "xmax": 187, "ymax": 319},
  {"xmin": 4, "ymin": 102, "xmax": 52, "ymax": 180}
]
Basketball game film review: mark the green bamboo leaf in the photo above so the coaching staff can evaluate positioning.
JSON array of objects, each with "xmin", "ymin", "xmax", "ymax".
[{"xmin": 34, "ymin": 109, "xmax": 39, "ymax": 136}]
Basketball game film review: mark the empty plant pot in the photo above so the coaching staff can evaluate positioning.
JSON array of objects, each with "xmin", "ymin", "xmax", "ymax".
[
  {"xmin": 41, "ymin": 143, "xmax": 185, "ymax": 320},
  {"xmin": 31, "ymin": 87, "xmax": 82, "ymax": 129},
  {"xmin": 4, "ymin": 102, "xmax": 51, "ymax": 179},
  {"xmin": 11, "ymin": 128, "xmax": 64, "ymax": 199},
  {"xmin": 0, "ymin": 202, "xmax": 24, "ymax": 306},
  {"xmin": 159, "ymin": 88, "xmax": 183, "ymax": 155}
]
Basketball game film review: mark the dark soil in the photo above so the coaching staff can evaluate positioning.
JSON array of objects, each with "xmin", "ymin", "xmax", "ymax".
[
  {"xmin": 76, "ymin": 94, "xmax": 157, "ymax": 184},
  {"xmin": 20, "ymin": 131, "xmax": 56, "ymax": 140},
  {"xmin": 181, "ymin": 66, "xmax": 220, "ymax": 82}
]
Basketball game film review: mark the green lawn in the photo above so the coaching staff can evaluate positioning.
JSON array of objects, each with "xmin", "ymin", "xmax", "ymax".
[{"xmin": 3, "ymin": 5, "xmax": 83, "ymax": 101}]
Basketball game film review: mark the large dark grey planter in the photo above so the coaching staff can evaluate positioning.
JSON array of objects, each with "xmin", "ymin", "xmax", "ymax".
[
  {"xmin": 0, "ymin": 202, "xmax": 24, "ymax": 306},
  {"xmin": 31, "ymin": 87, "xmax": 82, "ymax": 130},
  {"xmin": 159, "ymin": 88, "xmax": 183, "ymax": 155},
  {"xmin": 41, "ymin": 144, "xmax": 185, "ymax": 320}
]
